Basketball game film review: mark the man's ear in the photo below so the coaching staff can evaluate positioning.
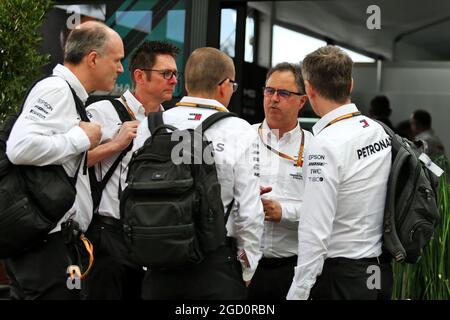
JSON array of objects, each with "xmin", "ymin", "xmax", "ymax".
[
  {"xmin": 304, "ymin": 80, "xmax": 314, "ymax": 98},
  {"xmin": 349, "ymin": 78, "xmax": 354, "ymax": 94},
  {"xmin": 217, "ymin": 81, "xmax": 226, "ymax": 99},
  {"xmin": 298, "ymin": 94, "xmax": 308, "ymax": 109},
  {"xmin": 86, "ymin": 50, "xmax": 99, "ymax": 68},
  {"xmin": 133, "ymin": 69, "xmax": 145, "ymax": 86}
]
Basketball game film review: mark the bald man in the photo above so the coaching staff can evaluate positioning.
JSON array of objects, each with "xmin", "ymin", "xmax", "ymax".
[
  {"xmin": 5, "ymin": 21, "xmax": 124, "ymax": 300},
  {"xmin": 134, "ymin": 47, "xmax": 264, "ymax": 299}
]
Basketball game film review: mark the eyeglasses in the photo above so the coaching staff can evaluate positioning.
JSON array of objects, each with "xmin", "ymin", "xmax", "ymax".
[
  {"xmin": 263, "ymin": 86, "xmax": 303, "ymax": 99},
  {"xmin": 139, "ymin": 68, "xmax": 180, "ymax": 80},
  {"xmin": 218, "ymin": 78, "xmax": 239, "ymax": 92}
]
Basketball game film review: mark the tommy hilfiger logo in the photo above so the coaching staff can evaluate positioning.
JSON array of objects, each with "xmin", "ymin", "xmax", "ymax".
[
  {"xmin": 360, "ymin": 119, "xmax": 369, "ymax": 128},
  {"xmin": 188, "ymin": 113, "xmax": 202, "ymax": 121}
]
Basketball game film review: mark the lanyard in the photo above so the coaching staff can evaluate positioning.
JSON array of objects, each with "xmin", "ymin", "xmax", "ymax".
[
  {"xmin": 120, "ymin": 95, "xmax": 137, "ymax": 120},
  {"xmin": 324, "ymin": 111, "xmax": 361, "ymax": 128},
  {"xmin": 258, "ymin": 124, "xmax": 305, "ymax": 167},
  {"xmin": 175, "ymin": 101, "xmax": 228, "ymax": 112}
]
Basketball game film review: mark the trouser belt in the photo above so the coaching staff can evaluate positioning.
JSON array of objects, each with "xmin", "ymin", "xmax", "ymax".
[
  {"xmin": 258, "ymin": 255, "xmax": 297, "ymax": 268},
  {"xmin": 92, "ymin": 214, "xmax": 123, "ymax": 231},
  {"xmin": 326, "ymin": 255, "xmax": 391, "ymax": 265}
]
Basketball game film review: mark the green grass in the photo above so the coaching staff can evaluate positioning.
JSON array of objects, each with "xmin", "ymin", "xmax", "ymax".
[{"xmin": 392, "ymin": 156, "xmax": 450, "ymax": 300}]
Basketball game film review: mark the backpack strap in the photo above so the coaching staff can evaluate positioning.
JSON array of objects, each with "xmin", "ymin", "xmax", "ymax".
[
  {"xmin": 224, "ymin": 199, "xmax": 235, "ymax": 224},
  {"xmin": 109, "ymin": 98, "xmax": 134, "ymax": 152},
  {"xmin": 66, "ymin": 83, "xmax": 89, "ymax": 178},
  {"xmin": 110, "ymin": 99, "xmax": 133, "ymax": 123},
  {"xmin": 67, "ymin": 85, "xmax": 89, "ymax": 122},
  {"xmin": 195, "ymin": 111, "xmax": 238, "ymax": 134},
  {"xmin": 147, "ymin": 112, "xmax": 178, "ymax": 137},
  {"xmin": 96, "ymin": 99, "xmax": 135, "ymax": 208},
  {"xmin": 147, "ymin": 112, "xmax": 164, "ymax": 135},
  {"xmin": 196, "ymin": 111, "xmax": 238, "ymax": 223},
  {"xmin": 375, "ymin": 120, "xmax": 395, "ymax": 138}
]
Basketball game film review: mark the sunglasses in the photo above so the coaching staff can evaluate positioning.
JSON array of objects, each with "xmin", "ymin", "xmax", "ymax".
[
  {"xmin": 139, "ymin": 68, "xmax": 180, "ymax": 80},
  {"xmin": 218, "ymin": 78, "xmax": 239, "ymax": 92},
  {"xmin": 263, "ymin": 86, "xmax": 303, "ymax": 99}
]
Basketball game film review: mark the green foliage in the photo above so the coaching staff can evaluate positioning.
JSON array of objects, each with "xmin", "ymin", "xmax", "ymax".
[
  {"xmin": 392, "ymin": 156, "xmax": 450, "ymax": 299},
  {"xmin": 0, "ymin": 0, "xmax": 53, "ymax": 121}
]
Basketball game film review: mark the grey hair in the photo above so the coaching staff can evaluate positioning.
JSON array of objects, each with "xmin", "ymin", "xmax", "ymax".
[
  {"xmin": 64, "ymin": 23, "xmax": 109, "ymax": 64},
  {"xmin": 266, "ymin": 62, "xmax": 304, "ymax": 94}
]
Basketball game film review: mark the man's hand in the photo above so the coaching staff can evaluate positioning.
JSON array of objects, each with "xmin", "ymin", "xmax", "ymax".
[
  {"xmin": 262, "ymin": 198, "xmax": 282, "ymax": 222},
  {"xmin": 79, "ymin": 121, "xmax": 102, "ymax": 150},
  {"xmin": 260, "ymin": 186, "xmax": 272, "ymax": 196},
  {"xmin": 112, "ymin": 120, "xmax": 139, "ymax": 151}
]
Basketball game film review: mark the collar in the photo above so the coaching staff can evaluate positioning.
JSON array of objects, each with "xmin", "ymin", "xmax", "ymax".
[
  {"xmin": 313, "ymin": 103, "xmax": 359, "ymax": 135},
  {"xmin": 122, "ymin": 89, "xmax": 148, "ymax": 115},
  {"xmin": 178, "ymin": 96, "xmax": 229, "ymax": 112},
  {"xmin": 53, "ymin": 64, "xmax": 89, "ymax": 104},
  {"xmin": 261, "ymin": 119, "xmax": 301, "ymax": 142}
]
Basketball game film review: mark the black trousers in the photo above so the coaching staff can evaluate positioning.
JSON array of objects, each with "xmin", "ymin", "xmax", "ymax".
[
  {"xmin": 142, "ymin": 241, "xmax": 246, "ymax": 300},
  {"xmin": 84, "ymin": 215, "xmax": 144, "ymax": 300},
  {"xmin": 4, "ymin": 231, "xmax": 85, "ymax": 300},
  {"xmin": 310, "ymin": 255, "xmax": 393, "ymax": 300},
  {"xmin": 247, "ymin": 255, "xmax": 297, "ymax": 300}
]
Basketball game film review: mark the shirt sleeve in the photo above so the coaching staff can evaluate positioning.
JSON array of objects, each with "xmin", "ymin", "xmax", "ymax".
[
  {"xmin": 6, "ymin": 80, "xmax": 90, "ymax": 166},
  {"xmin": 287, "ymin": 137, "xmax": 341, "ymax": 300},
  {"xmin": 86, "ymin": 101, "xmax": 121, "ymax": 143},
  {"xmin": 280, "ymin": 202, "xmax": 302, "ymax": 226},
  {"xmin": 231, "ymin": 129, "xmax": 264, "ymax": 281}
]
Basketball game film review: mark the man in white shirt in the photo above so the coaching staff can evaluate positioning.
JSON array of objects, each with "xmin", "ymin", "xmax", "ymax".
[
  {"xmin": 84, "ymin": 41, "xmax": 180, "ymax": 299},
  {"xmin": 247, "ymin": 62, "xmax": 311, "ymax": 300},
  {"xmin": 5, "ymin": 21, "xmax": 124, "ymax": 299},
  {"xmin": 134, "ymin": 47, "xmax": 264, "ymax": 299},
  {"xmin": 287, "ymin": 46, "xmax": 393, "ymax": 300}
]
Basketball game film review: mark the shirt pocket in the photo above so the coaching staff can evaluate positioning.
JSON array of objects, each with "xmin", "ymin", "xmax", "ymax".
[{"xmin": 282, "ymin": 165, "xmax": 305, "ymax": 200}]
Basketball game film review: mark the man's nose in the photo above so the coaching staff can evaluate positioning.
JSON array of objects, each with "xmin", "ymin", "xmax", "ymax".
[
  {"xmin": 271, "ymin": 91, "xmax": 280, "ymax": 102},
  {"xmin": 170, "ymin": 74, "xmax": 178, "ymax": 84}
]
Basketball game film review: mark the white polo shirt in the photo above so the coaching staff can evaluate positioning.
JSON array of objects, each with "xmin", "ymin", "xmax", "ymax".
[
  {"xmin": 252, "ymin": 120, "xmax": 313, "ymax": 258},
  {"xmin": 287, "ymin": 103, "xmax": 392, "ymax": 300},
  {"xmin": 86, "ymin": 89, "xmax": 156, "ymax": 220},
  {"xmin": 6, "ymin": 64, "xmax": 92, "ymax": 232},
  {"xmin": 133, "ymin": 96, "xmax": 264, "ymax": 281}
]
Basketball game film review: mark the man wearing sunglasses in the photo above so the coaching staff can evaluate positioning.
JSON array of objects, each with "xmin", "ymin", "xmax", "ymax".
[
  {"xmin": 84, "ymin": 40, "xmax": 180, "ymax": 299},
  {"xmin": 134, "ymin": 47, "xmax": 264, "ymax": 300},
  {"xmin": 247, "ymin": 62, "xmax": 312, "ymax": 300}
]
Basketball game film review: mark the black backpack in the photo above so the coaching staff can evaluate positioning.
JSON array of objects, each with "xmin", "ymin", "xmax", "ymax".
[
  {"xmin": 0, "ymin": 76, "xmax": 89, "ymax": 258},
  {"xmin": 89, "ymin": 99, "xmax": 133, "ymax": 212},
  {"xmin": 379, "ymin": 122, "xmax": 441, "ymax": 263},
  {"xmin": 120, "ymin": 111, "xmax": 236, "ymax": 268}
]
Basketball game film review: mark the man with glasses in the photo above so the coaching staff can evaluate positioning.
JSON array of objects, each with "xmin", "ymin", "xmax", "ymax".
[
  {"xmin": 247, "ymin": 62, "xmax": 312, "ymax": 300},
  {"xmin": 84, "ymin": 40, "xmax": 180, "ymax": 299},
  {"xmin": 134, "ymin": 47, "xmax": 264, "ymax": 299}
]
